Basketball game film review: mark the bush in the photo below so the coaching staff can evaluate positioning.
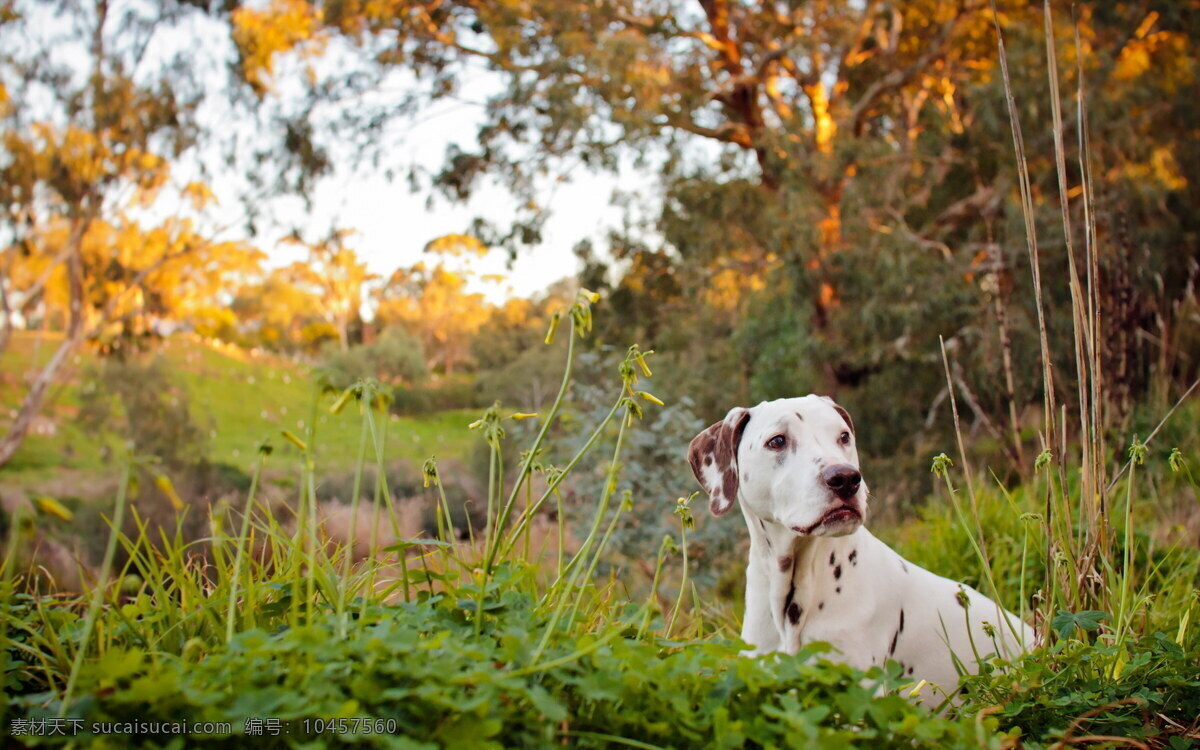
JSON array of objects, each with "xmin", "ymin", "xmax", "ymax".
[
  {"xmin": 76, "ymin": 354, "xmax": 208, "ymax": 469},
  {"xmin": 6, "ymin": 596, "xmax": 1004, "ymax": 749},
  {"xmin": 390, "ymin": 374, "xmax": 487, "ymax": 415},
  {"xmin": 319, "ymin": 327, "xmax": 427, "ymax": 392}
]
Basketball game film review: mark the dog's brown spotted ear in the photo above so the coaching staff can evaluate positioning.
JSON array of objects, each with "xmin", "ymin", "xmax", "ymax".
[
  {"xmin": 820, "ymin": 396, "xmax": 854, "ymax": 435},
  {"xmin": 688, "ymin": 407, "xmax": 751, "ymax": 516}
]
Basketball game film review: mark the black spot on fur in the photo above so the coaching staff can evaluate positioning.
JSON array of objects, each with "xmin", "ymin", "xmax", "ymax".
[
  {"xmin": 818, "ymin": 601, "xmax": 824, "ymax": 610},
  {"xmin": 786, "ymin": 602, "xmax": 801, "ymax": 625},
  {"xmin": 759, "ymin": 519, "xmax": 766, "ymax": 531},
  {"xmin": 848, "ymin": 549, "xmax": 857, "ymax": 565},
  {"xmin": 779, "ymin": 556, "xmax": 793, "ymax": 572},
  {"xmin": 794, "ymin": 412, "xmax": 804, "ymax": 421},
  {"xmin": 833, "ymin": 565, "xmax": 842, "ymax": 580},
  {"xmin": 888, "ymin": 609, "xmax": 904, "ymax": 656},
  {"xmin": 829, "ymin": 551, "xmax": 836, "ymax": 566},
  {"xmin": 899, "ymin": 559, "xmax": 909, "ymax": 573},
  {"xmin": 835, "ymin": 586, "xmax": 841, "ymax": 594},
  {"xmin": 907, "ymin": 666, "xmax": 914, "ymax": 675}
]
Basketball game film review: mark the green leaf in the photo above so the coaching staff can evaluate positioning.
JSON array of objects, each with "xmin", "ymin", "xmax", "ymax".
[{"xmin": 1051, "ymin": 609, "xmax": 1110, "ymax": 639}]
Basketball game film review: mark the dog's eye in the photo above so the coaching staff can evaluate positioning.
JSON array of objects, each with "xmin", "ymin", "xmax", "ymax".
[
  {"xmin": 766, "ymin": 434, "xmax": 786, "ymax": 450},
  {"xmin": 839, "ymin": 431, "xmax": 851, "ymax": 445}
]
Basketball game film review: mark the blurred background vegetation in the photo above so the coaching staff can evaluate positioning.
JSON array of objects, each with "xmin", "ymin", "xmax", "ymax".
[{"xmin": 0, "ymin": 0, "xmax": 1197, "ymax": 590}]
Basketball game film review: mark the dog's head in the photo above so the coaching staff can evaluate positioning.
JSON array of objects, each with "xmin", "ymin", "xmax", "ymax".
[{"xmin": 687, "ymin": 395, "xmax": 867, "ymax": 536}]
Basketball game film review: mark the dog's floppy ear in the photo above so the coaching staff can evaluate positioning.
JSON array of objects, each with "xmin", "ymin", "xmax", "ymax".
[
  {"xmin": 833, "ymin": 404, "xmax": 854, "ymax": 435},
  {"xmin": 820, "ymin": 396, "xmax": 854, "ymax": 435},
  {"xmin": 688, "ymin": 406, "xmax": 751, "ymax": 516}
]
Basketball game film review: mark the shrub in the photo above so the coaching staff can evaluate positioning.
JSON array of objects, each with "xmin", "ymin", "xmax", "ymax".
[
  {"xmin": 76, "ymin": 354, "xmax": 207, "ymax": 470},
  {"xmin": 390, "ymin": 375, "xmax": 487, "ymax": 415},
  {"xmin": 319, "ymin": 327, "xmax": 427, "ymax": 392}
]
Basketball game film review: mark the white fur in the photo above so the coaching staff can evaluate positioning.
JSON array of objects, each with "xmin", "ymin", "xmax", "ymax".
[{"xmin": 690, "ymin": 396, "xmax": 1034, "ymax": 704}]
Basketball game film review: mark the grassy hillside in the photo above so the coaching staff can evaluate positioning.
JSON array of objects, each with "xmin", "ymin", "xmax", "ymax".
[{"xmin": 0, "ymin": 331, "xmax": 475, "ymax": 489}]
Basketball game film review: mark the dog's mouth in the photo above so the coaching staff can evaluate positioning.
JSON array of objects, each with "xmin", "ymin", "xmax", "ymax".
[
  {"xmin": 820, "ymin": 505, "xmax": 861, "ymax": 527},
  {"xmin": 792, "ymin": 504, "xmax": 862, "ymax": 536}
]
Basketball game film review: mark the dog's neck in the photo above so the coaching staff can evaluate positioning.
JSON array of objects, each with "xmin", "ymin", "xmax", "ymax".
[{"xmin": 743, "ymin": 507, "xmax": 866, "ymax": 610}]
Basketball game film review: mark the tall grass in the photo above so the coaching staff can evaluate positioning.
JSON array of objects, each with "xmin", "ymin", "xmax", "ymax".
[
  {"xmin": 935, "ymin": 0, "xmax": 1200, "ymax": 663},
  {"xmin": 0, "ymin": 291, "xmax": 689, "ymax": 713}
]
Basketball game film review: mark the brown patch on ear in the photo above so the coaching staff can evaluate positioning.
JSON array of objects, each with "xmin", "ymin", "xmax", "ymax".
[
  {"xmin": 687, "ymin": 407, "xmax": 751, "ymax": 516},
  {"xmin": 832, "ymin": 403, "xmax": 854, "ymax": 435}
]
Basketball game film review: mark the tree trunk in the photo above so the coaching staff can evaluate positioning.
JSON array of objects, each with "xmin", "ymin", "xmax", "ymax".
[
  {"xmin": 336, "ymin": 318, "xmax": 349, "ymax": 352},
  {"xmin": 809, "ymin": 184, "xmax": 844, "ymax": 332},
  {"xmin": 0, "ymin": 219, "xmax": 86, "ymax": 468},
  {"xmin": 0, "ymin": 273, "xmax": 13, "ymax": 357}
]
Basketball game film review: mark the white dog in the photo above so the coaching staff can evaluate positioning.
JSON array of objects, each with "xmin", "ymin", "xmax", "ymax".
[{"xmin": 688, "ymin": 395, "xmax": 1033, "ymax": 703}]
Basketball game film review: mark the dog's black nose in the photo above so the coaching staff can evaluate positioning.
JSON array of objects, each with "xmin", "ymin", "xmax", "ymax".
[{"xmin": 822, "ymin": 464, "xmax": 861, "ymax": 499}]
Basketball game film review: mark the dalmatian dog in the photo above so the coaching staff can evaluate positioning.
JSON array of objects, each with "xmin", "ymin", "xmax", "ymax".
[{"xmin": 688, "ymin": 395, "xmax": 1034, "ymax": 703}]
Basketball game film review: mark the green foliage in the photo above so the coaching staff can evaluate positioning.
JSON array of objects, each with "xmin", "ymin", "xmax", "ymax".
[
  {"xmin": 4, "ymin": 296, "xmax": 1198, "ymax": 749},
  {"xmin": 320, "ymin": 327, "xmax": 428, "ymax": 392},
  {"xmin": 4, "ymin": 591, "xmax": 1009, "ymax": 749},
  {"xmin": 475, "ymin": 344, "xmax": 568, "ymax": 413},
  {"xmin": 1050, "ymin": 610, "xmax": 1109, "ymax": 640},
  {"xmin": 390, "ymin": 376, "xmax": 489, "ymax": 416},
  {"xmin": 0, "ymin": 333, "xmax": 474, "ymax": 484},
  {"xmin": 549, "ymin": 364, "xmax": 742, "ymax": 588},
  {"xmin": 77, "ymin": 355, "xmax": 208, "ymax": 469},
  {"xmin": 959, "ymin": 633, "xmax": 1200, "ymax": 745}
]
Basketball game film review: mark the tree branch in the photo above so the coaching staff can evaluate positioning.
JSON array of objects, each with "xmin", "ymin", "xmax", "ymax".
[{"xmin": 848, "ymin": 5, "xmax": 979, "ymax": 134}]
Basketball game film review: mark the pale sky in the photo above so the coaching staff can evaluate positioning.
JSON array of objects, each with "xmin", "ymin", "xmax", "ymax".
[
  {"xmin": 213, "ymin": 37, "xmax": 656, "ymax": 305},
  {"xmin": 9, "ymin": 1, "xmax": 663, "ymax": 306}
]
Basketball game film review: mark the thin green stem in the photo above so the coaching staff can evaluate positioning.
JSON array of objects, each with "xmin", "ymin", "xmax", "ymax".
[
  {"xmin": 225, "ymin": 449, "xmax": 268, "ymax": 643},
  {"xmin": 61, "ymin": 460, "xmax": 132, "ymax": 717},
  {"xmin": 337, "ymin": 397, "xmax": 372, "ymax": 635},
  {"xmin": 499, "ymin": 395, "xmax": 624, "ymax": 563},
  {"xmin": 485, "ymin": 332, "xmax": 576, "ymax": 574},
  {"xmin": 532, "ymin": 408, "xmax": 629, "ymax": 662},
  {"xmin": 667, "ymin": 524, "xmax": 689, "ymax": 637}
]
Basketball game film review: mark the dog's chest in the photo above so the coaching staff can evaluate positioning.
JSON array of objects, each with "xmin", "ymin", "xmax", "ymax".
[{"xmin": 773, "ymin": 533, "xmax": 908, "ymax": 666}]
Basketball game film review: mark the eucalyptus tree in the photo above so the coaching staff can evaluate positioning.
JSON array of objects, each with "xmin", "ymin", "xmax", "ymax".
[{"xmin": 0, "ymin": 0, "xmax": 258, "ymax": 467}]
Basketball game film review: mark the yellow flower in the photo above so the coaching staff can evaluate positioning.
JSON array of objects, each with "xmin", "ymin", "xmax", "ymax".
[
  {"xmin": 33, "ymin": 496, "xmax": 73, "ymax": 522},
  {"xmin": 154, "ymin": 474, "xmax": 185, "ymax": 512},
  {"xmin": 281, "ymin": 430, "xmax": 308, "ymax": 452}
]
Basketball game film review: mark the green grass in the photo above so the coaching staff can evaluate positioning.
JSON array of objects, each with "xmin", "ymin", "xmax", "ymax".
[{"xmin": 0, "ymin": 331, "xmax": 475, "ymax": 487}]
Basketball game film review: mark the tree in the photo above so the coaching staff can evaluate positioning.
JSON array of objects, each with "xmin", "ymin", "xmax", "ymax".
[
  {"xmin": 228, "ymin": 1, "xmax": 1200, "ymax": 481},
  {"xmin": 230, "ymin": 267, "xmax": 329, "ymax": 352},
  {"xmin": 280, "ymin": 229, "xmax": 377, "ymax": 352},
  {"xmin": 11, "ymin": 216, "xmax": 262, "ymax": 347},
  {"xmin": 230, "ymin": 0, "xmax": 1001, "ymax": 321},
  {"xmin": 0, "ymin": 0, "xmax": 254, "ymax": 467},
  {"xmin": 375, "ymin": 234, "xmax": 493, "ymax": 376}
]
